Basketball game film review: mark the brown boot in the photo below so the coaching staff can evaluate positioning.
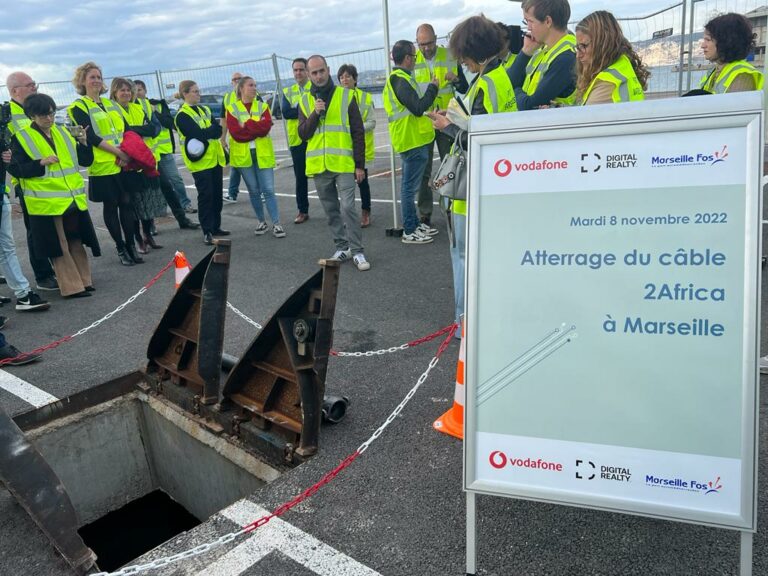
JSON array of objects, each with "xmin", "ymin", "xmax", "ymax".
[
  {"xmin": 144, "ymin": 234, "xmax": 163, "ymax": 249},
  {"xmin": 360, "ymin": 209, "xmax": 370, "ymax": 228}
]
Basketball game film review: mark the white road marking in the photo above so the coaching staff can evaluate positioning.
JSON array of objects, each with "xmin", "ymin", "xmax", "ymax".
[
  {"xmin": 196, "ymin": 500, "xmax": 382, "ymax": 576},
  {"xmin": 0, "ymin": 370, "xmax": 58, "ymax": 407}
]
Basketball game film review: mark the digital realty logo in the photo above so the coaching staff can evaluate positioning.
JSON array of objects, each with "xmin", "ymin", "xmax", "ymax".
[
  {"xmin": 575, "ymin": 459, "xmax": 631, "ymax": 482},
  {"xmin": 645, "ymin": 474, "xmax": 723, "ymax": 495},
  {"xmin": 651, "ymin": 145, "xmax": 729, "ymax": 168}
]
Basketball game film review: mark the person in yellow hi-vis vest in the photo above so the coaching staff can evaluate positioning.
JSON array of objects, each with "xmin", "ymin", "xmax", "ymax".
[
  {"xmin": 508, "ymin": 0, "xmax": 577, "ymax": 110},
  {"xmin": 280, "ymin": 59, "xmax": 312, "ymax": 223},
  {"xmin": 174, "ymin": 80, "xmax": 228, "ymax": 246},
  {"xmin": 414, "ymin": 23, "xmax": 468, "ymax": 227},
  {"xmin": 68, "ymin": 62, "xmax": 136, "ymax": 267},
  {"xmin": 574, "ymin": 11, "xmax": 649, "ymax": 105},
  {"xmin": 6, "ymin": 71, "xmax": 57, "ymax": 290},
  {"xmin": 8, "ymin": 93, "xmax": 100, "ymax": 300},
  {"xmin": 700, "ymin": 13, "xmax": 764, "ymax": 94},
  {"xmin": 298, "ymin": 55, "xmax": 370, "ymax": 271},
  {"xmin": 427, "ymin": 16, "xmax": 516, "ymax": 328},
  {"xmin": 337, "ymin": 64, "xmax": 375, "ymax": 228}
]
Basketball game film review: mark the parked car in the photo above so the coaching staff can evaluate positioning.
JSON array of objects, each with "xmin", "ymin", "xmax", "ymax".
[
  {"xmin": 199, "ymin": 94, "xmax": 224, "ymax": 118},
  {"xmin": 54, "ymin": 107, "xmax": 70, "ymax": 126},
  {"xmin": 262, "ymin": 92, "xmax": 282, "ymax": 120}
]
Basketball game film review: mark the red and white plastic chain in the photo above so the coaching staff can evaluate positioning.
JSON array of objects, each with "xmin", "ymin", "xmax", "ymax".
[
  {"xmin": 0, "ymin": 259, "xmax": 175, "ymax": 367},
  {"xmin": 92, "ymin": 322, "xmax": 459, "ymax": 576}
]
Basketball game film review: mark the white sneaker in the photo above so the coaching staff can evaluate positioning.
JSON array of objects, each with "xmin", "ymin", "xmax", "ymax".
[
  {"xmin": 760, "ymin": 355, "xmax": 768, "ymax": 374},
  {"xmin": 402, "ymin": 229, "xmax": 434, "ymax": 244},
  {"xmin": 272, "ymin": 224, "xmax": 286, "ymax": 238},
  {"xmin": 254, "ymin": 221, "xmax": 268, "ymax": 235},
  {"xmin": 329, "ymin": 249, "xmax": 352, "ymax": 262},
  {"xmin": 353, "ymin": 253, "xmax": 370, "ymax": 271},
  {"xmin": 417, "ymin": 222, "xmax": 439, "ymax": 236}
]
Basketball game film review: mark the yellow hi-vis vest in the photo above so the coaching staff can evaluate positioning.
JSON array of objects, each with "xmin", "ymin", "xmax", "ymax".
[
  {"xmin": 522, "ymin": 34, "xmax": 577, "ymax": 105},
  {"xmin": 582, "ymin": 54, "xmax": 645, "ymax": 104},
  {"xmin": 68, "ymin": 96, "xmax": 124, "ymax": 177},
  {"xmin": 466, "ymin": 65, "xmax": 517, "ymax": 114},
  {"xmin": 223, "ymin": 89, "xmax": 238, "ymax": 112},
  {"xmin": 283, "ymin": 81, "xmax": 311, "ymax": 147},
  {"xmin": 8, "ymin": 100, "xmax": 32, "ymax": 188},
  {"xmin": 174, "ymin": 104, "xmax": 226, "ymax": 173},
  {"xmin": 298, "ymin": 86, "xmax": 355, "ymax": 176},
  {"xmin": 700, "ymin": 60, "xmax": 765, "ymax": 94},
  {"xmin": 414, "ymin": 46, "xmax": 458, "ymax": 110},
  {"xmin": 152, "ymin": 102, "xmax": 173, "ymax": 155},
  {"xmin": 354, "ymin": 88, "xmax": 375, "ymax": 162},
  {"xmin": 226, "ymin": 100, "xmax": 276, "ymax": 169},
  {"xmin": 502, "ymin": 52, "xmax": 517, "ymax": 69},
  {"xmin": 136, "ymin": 97, "xmax": 161, "ymax": 161},
  {"xmin": 383, "ymin": 68, "xmax": 435, "ymax": 154},
  {"xmin": 118, "ymin": 101, "xmax": 159, "ymax": 166},
  {"xmin": 15, "ymin": 125, "xmax": 87, "ymax": 215}
]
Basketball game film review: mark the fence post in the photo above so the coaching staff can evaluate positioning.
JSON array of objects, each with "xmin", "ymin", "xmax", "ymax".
[
  {"xmin": 271, "ymin": 54, "xmax": 290, "ymax": 152},
  {"xmin": 686, "ymin": 0, "xmax": 696, "ymax": 91},
  {"xmin": 677, "ymin": 0, "xmax": 687, "ymax": 96},
  {"xmin": 155, "ymin": 70, "xmax": 164, "ymax": 100}
]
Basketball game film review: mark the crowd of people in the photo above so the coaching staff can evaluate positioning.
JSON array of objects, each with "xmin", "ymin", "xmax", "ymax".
[{"xmin": 0, "ymin": 0, "xmax": 762, "ymax": 362}]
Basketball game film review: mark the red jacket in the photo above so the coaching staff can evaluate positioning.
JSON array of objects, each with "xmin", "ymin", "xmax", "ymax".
[
  {"xmin": 226, "ymin": 102, "xmax": 272, "ymax": 142},
  {"xmin": 119, "ymin": 131, "xmax": 159, "ymax": 177}
]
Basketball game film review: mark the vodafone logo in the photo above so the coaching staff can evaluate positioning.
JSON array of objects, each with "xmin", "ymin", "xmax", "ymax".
[
  {"xmin": 494, "ymin": 159, "xmax": 513, "ymax": 177},
  {"xmin": 493, "ymin": 158, "xmax": 569, "ymax": 177},
  {"xmin": 487, "ymin": 451, "xmax": 563, "ymax": 472}
]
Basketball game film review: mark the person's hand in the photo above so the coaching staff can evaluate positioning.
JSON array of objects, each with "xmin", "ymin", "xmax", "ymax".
[
  {"xmin": 1, "ymin": 150, "xmax": 10, "ymax": 164},
  {"xmin": 75, "ymin": 126, "xmax": 88, "ymax": 146},
  {"xmin": 522, "ymin": 33, "xmax": 541, "ymax": 56},
  {"xmin": 314, "ymin": 99, "xmax": 326, "ymax": 115},
  {"xmin": 430, "ymin": 75, "xmax": 439, "ymax": 87},
  {"xmin": 116, "ymin": 150, "xmax": 131, "ymax": 164},
  {"xmin": 426, "ymin": 111, "xmax": 451, "ymax": 130},
  {"xmin": 445, "ymin": 71, "xmax": 457, "ymax": 82},
  {"xmin": 354, "ymin": 168, "xmax": 365, "ymax": 184},
  {"xmin": 40, "ymin": 155, "xmax": 59, "ymax": 166}
]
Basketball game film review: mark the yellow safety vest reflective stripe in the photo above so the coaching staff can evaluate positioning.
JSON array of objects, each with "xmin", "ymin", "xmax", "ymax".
[
  {"xmin": 223, "ymin": 90, "xmax": 238, "ymax": 111},
  {"xmin": 502, "ymin": 52, "xmax": 517, "ymax": 69},
  {"xmin": 466, "ymin": 65, "xmax": 517, "ymax": 114},
  {"xmin": 298, "ymin": 86, "xmax": 355, "ymax": 176},
  {"xmin": 383, "ymin": 69, "xmax": 435, "ymax": 154},
  {"xmin": 414, "ymin": 46, "xmax": 458, "ymax": 110},
  {"xmin": 582, "ymin": 54, "xmax": 645, "ymax": 104},
  {"xmin": 15, "ymin": 125, "xmax": 87, "ymax": 215},
  {"xmin": 174, "ymin": 104, "xmax": 226, "ymax": 173},
  {"xmin": 152, "ymin": 102, "xmax": 173, "ymax": 155},
  {"xmin": 354, "ymin": 88, "xmax": 375, "ymax": 162},
  {"xmin": 283, "ymin": 81, "xmax": 311, "ymax": 147},
  {"xmin": 118, "ymin": 101, "xmax": 159, "ymax": 166},
  {"xmin": 523, "ymin": 34, "xmax": 577, "ymax": 105},
  {"xmin": 226, "ymin": 100, "xmax": 276, "ymax": 169},
  {"xmin": 700, "ymin": 60, "xmax": 765, "ymax": 94},
  {"xmin": 67, "ymin": 96, "xmax": 124, "ymax": 177},
  {"xmin": 8, "ymin": 100, "xmax": 32, "ymax": 188}
]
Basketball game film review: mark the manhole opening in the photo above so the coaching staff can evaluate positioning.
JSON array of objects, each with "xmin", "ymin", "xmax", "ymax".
[
  {"xmin": 78, "ymin": 489, "xmax": 199, "ymax": 572},
  {"xmin": 25, "ymin": 390, "xmax": 285, "ymax": 571}
]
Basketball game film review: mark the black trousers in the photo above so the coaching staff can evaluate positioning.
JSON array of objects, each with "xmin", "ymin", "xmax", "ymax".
[
  {"xmin": 357, "ymin": 168, "xmax": 371, "ymax": 212},
  {"xmin": 289, "ymin": 142, "xmax": 309, "ymax": 214},
  {"xmin": 16, "ymin": 186, "xmax": 54, "ymax": 281},
  {"xmin": 192, "ymin": 165, "xmax": 223, "ymax": 234}
]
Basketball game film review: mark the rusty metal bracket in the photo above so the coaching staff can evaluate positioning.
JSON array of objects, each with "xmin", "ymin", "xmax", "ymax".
[
  {"xmin": 0, "ymin": 405, "xmax": 97, "ymax": 575},
  {"xmin": 220, "ymin": 259, "xmax": 341, "ymax": 462},
  {"xmin": 146, "ymin": 240, "xmax": 231, "ymax": 406}
]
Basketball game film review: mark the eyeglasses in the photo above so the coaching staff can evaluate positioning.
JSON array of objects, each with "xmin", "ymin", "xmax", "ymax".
[
  {"xmin": 13, "ymin": 82, "xmax": 37, "ymax": 90},
  {"xmin": 231, "ymin": 77, "xmax": 242, "ymax": 82},
  {"xmin": 576, "ymin": 42, "xmax": 591, "ymax": 52},
  {"xmin": 417, "ymin": 40, "xmax": 436, "ymax": 48}
]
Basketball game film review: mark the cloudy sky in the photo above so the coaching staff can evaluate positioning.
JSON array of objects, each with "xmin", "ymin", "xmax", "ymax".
[{"xmin": 0, "ymin": 0, "xmax": 693, "ymax": 85}]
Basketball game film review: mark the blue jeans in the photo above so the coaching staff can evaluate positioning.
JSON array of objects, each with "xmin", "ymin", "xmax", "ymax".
[
  {"xmin": 399, "ymin": 144, "xmax": 429, "ymax": 234},
  {"xmin": 450, "ymin": 211, "xmax": 466, "ymax": 324},
  {"xmin": 0, "ymin": 195, "xmax": 30, "ymax": 298},
  {"xmin": 228, "ymin": 165, "xmax": 241, "ymax": 199},
  {"xmin": 158, "ymin": 153, "xmax": 191, "ymax": 209},
  {"xmin": 237, "ymin": 152, "xmax": 280, "ymax": 224}
]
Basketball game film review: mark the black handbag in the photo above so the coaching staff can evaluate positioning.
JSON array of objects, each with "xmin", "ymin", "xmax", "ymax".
[{"xmin": 431, "ymin": 130, "xmax": 467, "ymax": 201}]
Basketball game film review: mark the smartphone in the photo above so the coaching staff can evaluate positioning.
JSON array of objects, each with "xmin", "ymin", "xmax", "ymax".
[{"xmin": 67, "ymin": 125, "xmax": 84, "ymax": 138}]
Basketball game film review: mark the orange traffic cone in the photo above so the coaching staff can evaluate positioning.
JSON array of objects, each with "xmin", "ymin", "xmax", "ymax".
[
  {"xmin": 433, "ymin": 318, "xmax": 464, "ymax": 440},
  {"xmin": 174, "ymin": 251, "xmax": 191, "ymax": 289}
]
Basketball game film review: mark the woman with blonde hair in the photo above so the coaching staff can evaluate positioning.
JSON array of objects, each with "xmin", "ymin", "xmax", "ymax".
[
  {"xmin": 574, "ymin": 11, "xmax": 648, "ymax": 105},
  {"xmin": 67, "ymin": 62, "xmax": 139, "ymax": 265},
  {"xmin": 174, "ymin": 80, "xmax": 227, "ymax": 245},
  {"xmin": 110, "ymin": 77, "xmax": 165, "ymax": 255}
]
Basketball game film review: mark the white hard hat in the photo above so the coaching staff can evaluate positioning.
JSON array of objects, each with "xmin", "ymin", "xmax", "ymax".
[{"xmin": 186, "ymin": 138, "xmax": 206, "ymax": 160}]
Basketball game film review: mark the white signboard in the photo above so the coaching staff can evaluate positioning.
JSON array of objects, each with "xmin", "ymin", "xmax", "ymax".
[{"xmin": 464, "ymin": 93, "xmax": 762, "ymax": 531}]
